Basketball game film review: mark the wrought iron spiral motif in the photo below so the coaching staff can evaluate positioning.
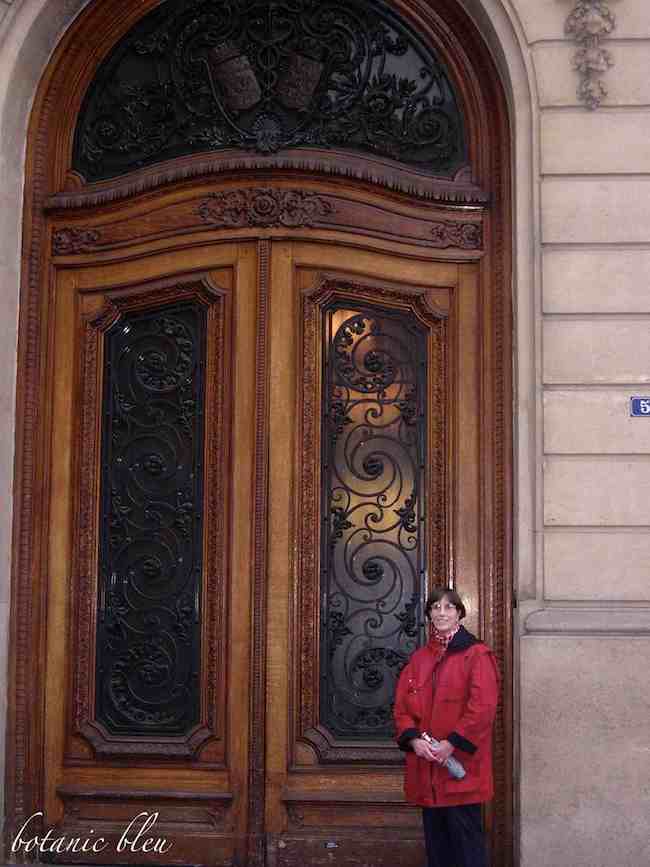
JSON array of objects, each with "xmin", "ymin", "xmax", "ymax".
[
  {"xmin": 320, "ymin": 306, "xmax": 427, "ymax": 738},
  {"xmin": 73, "ymin": 0, "xmax": 466, "ymax": 182},
  {"xmin": 96, "ymin": 304, "xmax": 205, "ymax": 734}
]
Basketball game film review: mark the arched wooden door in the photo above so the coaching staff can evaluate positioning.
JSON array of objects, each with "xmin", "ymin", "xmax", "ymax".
[{"xmin": 7, "ymin": 2, "xmax": 512, "ymax": 866}]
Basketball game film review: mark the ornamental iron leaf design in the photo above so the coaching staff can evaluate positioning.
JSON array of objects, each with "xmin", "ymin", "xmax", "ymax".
[
  {"xmin": 96, "ymin": 303, "xmax": 206, "ymax": 735},
  {"xmin": 73, "ymin": 0, "xmax": 466, "ymax": 182},
  {"xmin": 320, "ymin": 304, "xmax": 428, "ymax": 738},
  {"xmin": 565, "ymin": 1, "xmax": 616, "ymax": 110},
  {"xmin": 198, "ymin": 188, "xmax": 334, "ymax": 227}
]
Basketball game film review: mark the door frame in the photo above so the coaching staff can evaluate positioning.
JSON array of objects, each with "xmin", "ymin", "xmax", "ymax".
[{"xmin": 6, "ymin": 0, "xmax": 513, "ymax": 863}]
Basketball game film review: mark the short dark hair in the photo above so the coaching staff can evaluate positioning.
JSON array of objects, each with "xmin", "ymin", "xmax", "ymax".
[{"xmin": 425, "ymin": 587, "xmax": 466, "ymax": 621}]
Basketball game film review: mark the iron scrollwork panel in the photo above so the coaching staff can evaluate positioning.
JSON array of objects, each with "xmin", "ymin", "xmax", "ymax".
[
  {"xmin": 73, "ymin": 0, "xmax": 466, "ymax": 183},
  {"xmin": 96, "ymin": 302, "xmax": 206, "ymax": 735},
  {"xmin": 320, "ymin": 303, "xmax": 429, "ymax": 739}
]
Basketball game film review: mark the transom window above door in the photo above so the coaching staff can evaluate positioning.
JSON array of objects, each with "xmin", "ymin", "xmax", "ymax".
[{"xmin": 73, "ymin": 0, "xmax": 468, "ymax": 184}]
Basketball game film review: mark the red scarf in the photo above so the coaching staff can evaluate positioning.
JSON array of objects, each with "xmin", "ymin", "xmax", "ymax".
[{"xmin": 431, "ymin": 624, "xmax": 460, "ymax": 649}]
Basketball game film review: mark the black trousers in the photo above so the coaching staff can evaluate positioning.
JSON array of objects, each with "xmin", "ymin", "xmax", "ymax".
[{"xmin": 422, "ymin": 804, "xmax": 489, "ymax": 867}]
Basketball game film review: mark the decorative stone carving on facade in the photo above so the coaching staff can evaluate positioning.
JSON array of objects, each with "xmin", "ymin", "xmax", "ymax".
[
  {"xmin": 430, "ymin": 220, "xmax": 482, "ymax": 250},
  {"xmin": 52, "ymin": 227, "xmax": 100, "ymax": 254},
  {"xmin": 565, "ymin": 1, "xmax": 616, "ymax": 110},
  {"xmin": 198, "ymin": 188, "xmax": 335, "ymax": 228}
]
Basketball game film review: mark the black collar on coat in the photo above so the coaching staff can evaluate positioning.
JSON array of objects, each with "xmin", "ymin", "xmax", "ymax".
[{"xmin": 445, "ymin": 624, "xmax": 479, "ymax": 654}]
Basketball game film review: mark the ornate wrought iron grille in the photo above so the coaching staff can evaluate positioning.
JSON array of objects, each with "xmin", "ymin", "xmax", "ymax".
[
  {"xmin": 73, "ymin": 0, "xmax": 466, "ymax": 182},
  {"xmin": 320, "ymin": 303, "xmax": 428, "ymax": 738},
  {"xmin": 96, "ymin": 302, "xmax": 206, "ymax": 735}
]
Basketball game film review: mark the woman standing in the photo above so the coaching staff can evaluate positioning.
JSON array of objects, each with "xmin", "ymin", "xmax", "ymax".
[{"xmin": 393, "ymin": 588, "xmax": 499, "ymax": 867}]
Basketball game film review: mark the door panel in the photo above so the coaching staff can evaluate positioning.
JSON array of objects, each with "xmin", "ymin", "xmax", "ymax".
[
  {"xmin": 44, "ymin": 243, "xmax": 259, "ymax": 865},
  {"xmin": 264, "ymin": 241, "xmax": 482, "ymax": 866}
]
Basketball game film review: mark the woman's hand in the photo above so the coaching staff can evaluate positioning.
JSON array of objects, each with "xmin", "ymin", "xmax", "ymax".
[
  {"xmin": 410, "ymin": 738, "xmax": 438, "ymax": 762},
  {"xmin": 430, "ymin": 739, "xmax": 454, "ymax": 764}
]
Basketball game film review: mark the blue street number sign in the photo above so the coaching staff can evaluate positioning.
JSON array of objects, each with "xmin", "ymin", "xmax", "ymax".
[{"xmin": 630, "ymin": 397, "xmax": 650, "ymax": 417}]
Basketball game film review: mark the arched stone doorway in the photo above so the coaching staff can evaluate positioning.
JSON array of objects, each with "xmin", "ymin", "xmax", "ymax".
[{"xmin": 6, "ymin": 0, "xmax": 514, "ymax": 864}]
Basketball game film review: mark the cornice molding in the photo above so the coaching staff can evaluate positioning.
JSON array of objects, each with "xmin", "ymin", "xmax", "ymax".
[
  {"xmin": 565, "ymin": 1, "xmax": 617, "ymax": 110},
  {"xmin": 524, "ymin": 606, "xmax": 650, "ymax": 635},
  {"xmin": 45, "ymin": 154, "xmax": 489, "ymax": 211}
]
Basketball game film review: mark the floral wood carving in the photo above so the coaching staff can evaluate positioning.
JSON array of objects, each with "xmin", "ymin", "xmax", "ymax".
[
  {"xmin": 565, "ymin": 1, "xmax": 616, "ymax": 110},
  {"xmin": 430, "ymin": 220, "xmax": 482, "ymax": 250},
  {"xmin": 52, "ymin": 227, "xmax": 100, "ymax": 255},
  {"xmin": 198, "ymin": 188, "xmax": 334, "ymax": 228}
]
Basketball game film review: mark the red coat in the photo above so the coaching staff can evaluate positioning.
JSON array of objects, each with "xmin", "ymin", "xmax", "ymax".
[{"xmin": 393, "ymin": 626, "xmax": 499, "ymax": 807}]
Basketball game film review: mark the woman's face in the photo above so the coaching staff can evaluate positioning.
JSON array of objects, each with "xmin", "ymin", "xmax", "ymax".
[{"xmin": 429, "ymin": 595, "xmax": 460, "ymax": 635}]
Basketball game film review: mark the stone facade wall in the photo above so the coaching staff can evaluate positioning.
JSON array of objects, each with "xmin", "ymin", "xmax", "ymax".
[
  {"xmin": 0, "ymin": 1, "xmax": 15, "ymax": 27},
  {"xmin": 512, "ymin": 2, "xmax": 650, "ymax": 865},
  {"xmin": 0, "ymin": 1, "xmax": 648, "ymax": 865}
]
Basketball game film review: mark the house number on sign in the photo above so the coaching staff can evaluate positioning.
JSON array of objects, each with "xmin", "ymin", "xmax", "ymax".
[{"xmin": 630, "ymin": 397, "xmax": 650, "ymax": 417}]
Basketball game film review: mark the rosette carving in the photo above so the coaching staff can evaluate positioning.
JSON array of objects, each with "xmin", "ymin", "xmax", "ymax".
[
  {"xmin": 198, "ymin": 188, "xmax": 334, "ymax": 228},
  {"xmin": 430, "ymin": 221, "xmax": 482, "ymax": 250},
  {"xmin": 565, "ymin": 1, "xmax": 616, "ymax": 110},
  {"xmin": 52, "ymin": 227, "xmax": 100, "ymax": 255}
]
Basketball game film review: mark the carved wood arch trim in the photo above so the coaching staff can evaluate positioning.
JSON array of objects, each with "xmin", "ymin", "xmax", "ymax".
[{"xmin": 29, "ymin": 0, "xmax": 497, "ymax": 204}]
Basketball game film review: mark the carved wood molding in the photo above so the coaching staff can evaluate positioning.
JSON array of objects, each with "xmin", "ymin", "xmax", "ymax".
[
  {"xmin": 296, "ymin": 277, "xmax": 447, "ymax": 765},
  {"xmin": 57, "ymin": 785, "xmax": 233, "ymax": 831},
  {"xmin": 430, "ymin": 220, "xmax": 482, "ymax": 250},
  {"xmin": 198, "ymin": 188, "xmax": 335, "ymax": 229},
  {"xmin": 300, "ymin": 725, "xmax": 403, "ymax": 765},
  {"xmin": 52, "ymin": 227, "xmax": 101, "ymax": 254},
  {"xmin": 472, "ymin": 38, "xmax": 514, "ymax": 865},
  {"xmin": 56, "ymin": 788, "xmax": 233, "ymax": 851},
  {"xmin": 284, "ymin": 791, "xmax": 418, "ymax": 831},
  {"xmin": 57, "ymin": 785, "xmax": 234, "ymax": 801},
  {"xmin": 50, "ymin": 191, "xmax": 486, "ymax": 257},
  {"xmin": 47, "ymin": 159, "xmax": 489, "ymax": 211},
  {"xmin": 246, "ymin": 239, "xmax": 271, "ymax": 867},
  {"xmin": 565, "ymin": 1, "xmax": 616, "ymax": 110},
  {"xmin": 68, "ymin": 278, "xmax": 229, "ymax": 761},
  {"xmin": 47, "ymin": 155, "xmax": 489, "ymax": 210}
]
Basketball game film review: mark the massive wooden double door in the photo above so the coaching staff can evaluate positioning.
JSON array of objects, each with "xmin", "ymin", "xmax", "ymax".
[
  {"xmin": 29, "ymin": 196, "xmax": 510, "ymax": 866},
  {"xmin": 7, "ymin": 0, "xmax": 515, "ymax": 861}
]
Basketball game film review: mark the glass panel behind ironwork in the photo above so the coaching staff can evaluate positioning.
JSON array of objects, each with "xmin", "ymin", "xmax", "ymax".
[
  {"xmin": 320, "ymin": 304, "xmax": 427, "ymax": 738},
  {"xmin": 96, "ymin": 303, "xmax": 205, "ymax": 735},
  {"xmin": 73, "ymin": 0, "xmax": 466, "ymax": 182}
]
